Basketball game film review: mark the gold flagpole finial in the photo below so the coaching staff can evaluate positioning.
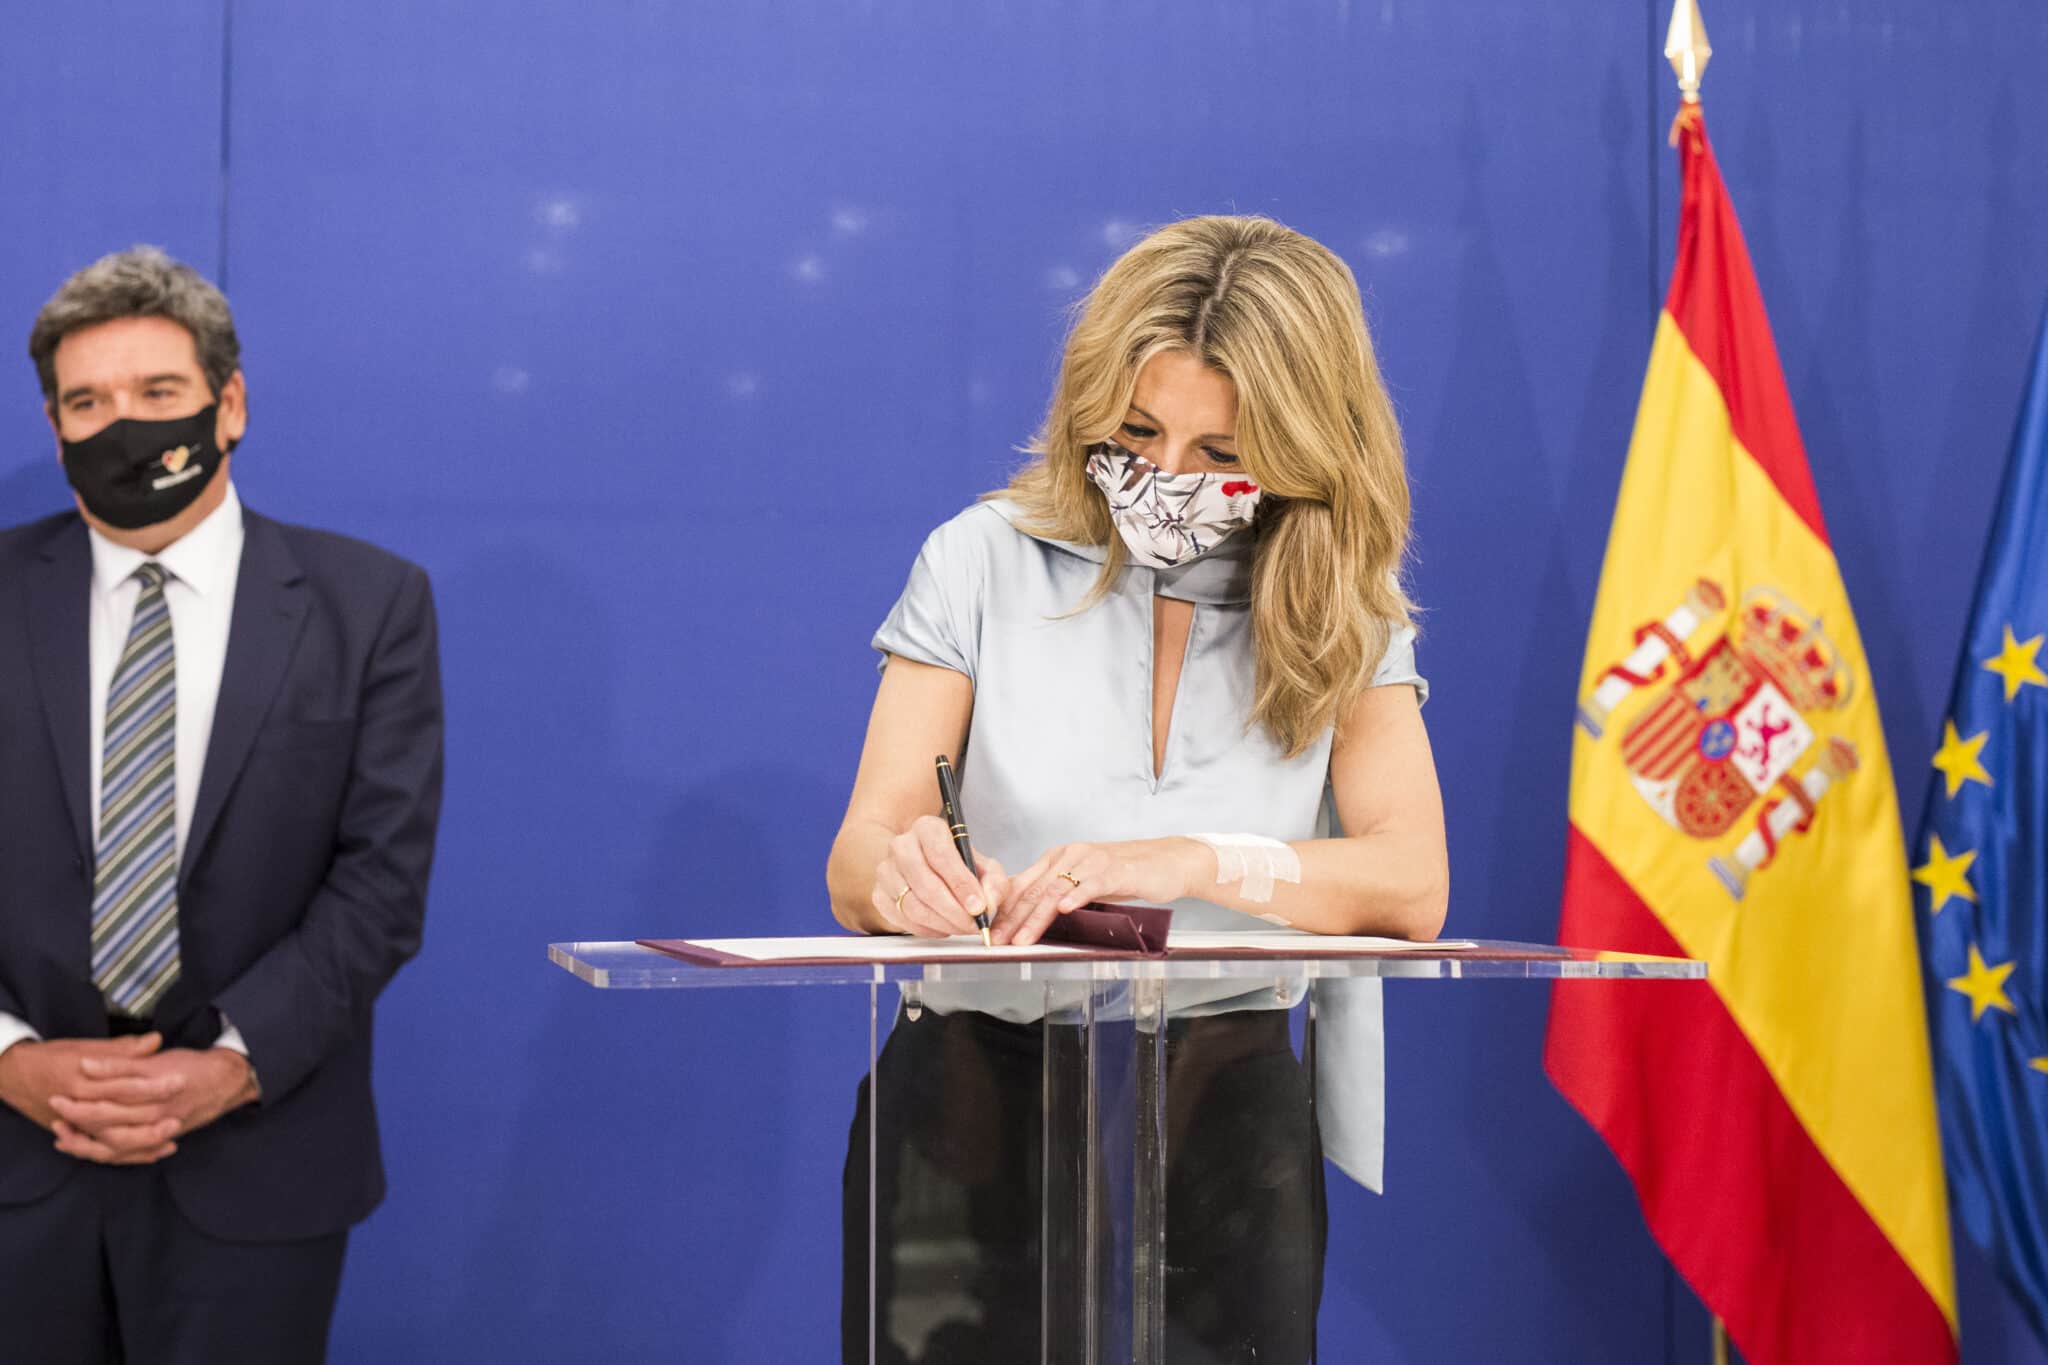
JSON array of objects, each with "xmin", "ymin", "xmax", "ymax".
[{"xmin": 1664, "ymin": 0, "xmax": 1712, "ymax": 104}]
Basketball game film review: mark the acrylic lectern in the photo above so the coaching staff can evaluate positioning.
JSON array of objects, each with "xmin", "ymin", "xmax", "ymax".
[{"xmin": 549, "ymin": 936, "xmax": 1703, "ymax": 1364}]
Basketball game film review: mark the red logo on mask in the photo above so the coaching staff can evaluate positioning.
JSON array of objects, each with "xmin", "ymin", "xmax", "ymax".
[{"xmin": 1221, "ymin": 481, "xmax": 1257, "ymax": 497}]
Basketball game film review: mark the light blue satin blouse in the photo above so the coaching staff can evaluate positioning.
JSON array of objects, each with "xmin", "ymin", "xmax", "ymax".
[{"xmin": 870, "ymin": 498, "xmax": 1429, "ymax": 1190}]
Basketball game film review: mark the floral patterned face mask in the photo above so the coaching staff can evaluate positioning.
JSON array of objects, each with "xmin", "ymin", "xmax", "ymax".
[{"xmin": 1084, "ymin": 442, "xmax": 1262, "ymax": 568}]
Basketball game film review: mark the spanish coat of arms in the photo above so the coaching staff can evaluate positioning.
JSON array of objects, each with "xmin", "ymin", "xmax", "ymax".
[{"xmin": 1576, "ymin": 578, "xmax": 1861, "ymax": 899}]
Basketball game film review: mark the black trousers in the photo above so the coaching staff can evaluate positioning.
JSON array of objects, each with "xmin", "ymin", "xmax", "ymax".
[
  {"xmin": 0, "ymin": 1162, "xmax": 347, "ymax": 1365},
  {"xmin": 843, "ymin": 1006, "xmax": 1326, "ymax": 1365}
]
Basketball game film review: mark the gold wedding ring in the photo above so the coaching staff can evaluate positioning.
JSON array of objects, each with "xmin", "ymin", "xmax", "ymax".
[
  {"xmin": 1057, "ymin": 872, "xmax": 1082, "ymax": 889},
  {"xmin": 894, "ymin": 886, "xmax": 912, "ymax": 912}
]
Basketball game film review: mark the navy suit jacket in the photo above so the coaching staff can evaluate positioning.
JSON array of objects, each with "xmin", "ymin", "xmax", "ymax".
[{"xmin": 0, "ymin": 505, "xmax": 443, "ymax": 1242}]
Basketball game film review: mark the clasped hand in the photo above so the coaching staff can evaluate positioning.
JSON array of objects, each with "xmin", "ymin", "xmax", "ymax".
[
  {"xmin": 0, "ymin": 1033, "xmax": 257, "ymax": 1165},
  {"xmin": 873, "ymin": 816, "xmax": 1205, "ymax": 944}
]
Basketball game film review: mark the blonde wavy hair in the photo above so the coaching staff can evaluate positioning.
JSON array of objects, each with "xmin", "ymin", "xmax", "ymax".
[{"xmin": 998, "ymin": 214, "xmax": 1415, "ymax": 758}]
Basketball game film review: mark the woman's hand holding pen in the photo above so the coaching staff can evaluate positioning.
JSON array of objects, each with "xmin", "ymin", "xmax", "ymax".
[
  {"xmin": 991, "ymin": 838, "xmax": 1209, "ymax": 946},
  {"xmin": 872, "ymin": 815, "xmax": 1010, "ymax": 938}
]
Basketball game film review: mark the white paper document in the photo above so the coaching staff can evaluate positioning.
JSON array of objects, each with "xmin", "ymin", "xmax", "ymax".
[
  {"xmin": 684, "ymin": 930, "xmax": 1477, "ymax": 962},
  {"xmin": 690, "ymin": 935, "xmax": 1093, "ymax": 962},
  {"xmin": 1165, "ymin": 930, "xmax": 1478, "ymax": 952}
]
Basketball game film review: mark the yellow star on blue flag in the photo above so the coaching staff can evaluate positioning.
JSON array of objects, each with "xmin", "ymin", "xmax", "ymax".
[
  {"xmin": 1984, "ymin": 625, "xmax": 2048, "ymax": 702},
  {"xmin": 1947, "ymin": 944, "xmax": 2018, "ymax": 1023},
  {"xmin": 1916, "ymin": 300, "xmax": 2048, "ymax": 1346},
  {"xmin": 1912, "ymin": 835, "xmax": 1978, "ymax": 914},
  {"xmin": 1930, "ymin": 720, "xmax": 1993, "ymax": 798}
]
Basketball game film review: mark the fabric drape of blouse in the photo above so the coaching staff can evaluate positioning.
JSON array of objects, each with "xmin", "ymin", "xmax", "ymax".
[{"xmin": 870, "ymin": 498, "xmax": 1429, "ymax": 1191}]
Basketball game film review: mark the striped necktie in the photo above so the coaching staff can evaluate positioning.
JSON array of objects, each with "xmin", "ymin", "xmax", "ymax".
[{"xmin": 92, "ymin": 562, "xmax": 181, "ymax": 1018}]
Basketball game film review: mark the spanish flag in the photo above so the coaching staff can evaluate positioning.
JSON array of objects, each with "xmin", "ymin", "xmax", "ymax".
[{"xmin": 1544, "ymin": 104, "xmax": 1956, "ymax": 1363}]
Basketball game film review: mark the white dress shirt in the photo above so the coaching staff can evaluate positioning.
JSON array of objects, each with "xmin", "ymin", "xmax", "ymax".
[{"xmin": 0, "ymin": 484, "xmax": 251, "ymax": 1062}]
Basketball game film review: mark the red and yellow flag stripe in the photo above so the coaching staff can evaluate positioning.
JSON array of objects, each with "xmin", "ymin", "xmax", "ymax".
[{"xmin": 1546, "ymin": 106, "xmax": 1955, "ymax": 1364}]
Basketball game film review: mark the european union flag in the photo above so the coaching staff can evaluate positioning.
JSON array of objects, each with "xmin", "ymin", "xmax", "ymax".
[{"xmin": 1914, "ymin": 300, "xmax": 2048, "ymax": 1347}]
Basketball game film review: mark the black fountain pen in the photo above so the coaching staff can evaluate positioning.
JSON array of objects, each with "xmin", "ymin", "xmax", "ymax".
[{"xmin": 934, "ymin": 755, "xmax": 993, "ymax": 946}]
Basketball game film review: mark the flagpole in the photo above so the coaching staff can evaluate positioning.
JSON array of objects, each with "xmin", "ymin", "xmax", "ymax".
[
  {"xmin": 1664, "ymin": 0, "xmax": 1711, "ymax": 102},
  {"xmin": 1664, "ymin": 0, "xmax": 1712, "ymax": 144},
  {"xmin": 1660, "ymin": 5, "xmax": 1725, "ymax": 1352}
]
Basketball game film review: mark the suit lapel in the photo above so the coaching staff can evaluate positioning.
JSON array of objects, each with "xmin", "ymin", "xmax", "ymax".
[
  {"xmin": 184, "ymin": 511, "xmax": 307, "ymax": 883},
  {"xmin": 24, "ymin": 522, "xmax": 94, "ymax": 864}
]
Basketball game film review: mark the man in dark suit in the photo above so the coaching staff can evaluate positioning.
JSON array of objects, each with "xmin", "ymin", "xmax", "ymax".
[{"xmin": 0, "ymin": 246, "xmax": 443, "ymax": 1362}]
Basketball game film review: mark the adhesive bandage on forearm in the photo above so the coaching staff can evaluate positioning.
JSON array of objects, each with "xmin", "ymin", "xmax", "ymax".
[{"xmin": 1187, "ymin": 833, "xmax": 1302, "ymax": 903}]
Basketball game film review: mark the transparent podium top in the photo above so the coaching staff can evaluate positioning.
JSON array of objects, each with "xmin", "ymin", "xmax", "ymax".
[{"xmin": 549, "ymin": 939, "xmax": 1706, "ymax": 990}]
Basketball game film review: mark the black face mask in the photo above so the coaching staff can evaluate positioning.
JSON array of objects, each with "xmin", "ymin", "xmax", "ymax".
[{"xmin": 60, "ymin": 405, "xmax": 224, "ymax": 530}]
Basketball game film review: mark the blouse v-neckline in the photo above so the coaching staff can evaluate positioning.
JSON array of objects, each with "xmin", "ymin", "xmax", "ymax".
[
  {"xmin": 1151, "ymin": 596, "xmax": 1197, "ymax": 784},
  {"xmin": 983, "ymin": 500, "xmax": 1252, "ymax": 789}
]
